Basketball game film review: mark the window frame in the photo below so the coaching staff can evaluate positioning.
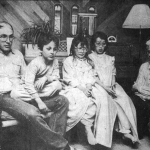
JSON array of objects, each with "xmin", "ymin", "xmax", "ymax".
[
  {"xmin": 54, "ymin": 4, "xmax": 62, "ymax": 35},
  {"xmin": 70, "ymin": 5, "xmax": 79, "ymax": 36}
]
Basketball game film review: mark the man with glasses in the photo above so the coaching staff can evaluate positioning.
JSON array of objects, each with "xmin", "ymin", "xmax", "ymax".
[
  {"xmin": 0, "ymin": 22, "xmax": 26, "ymax": 93},
  {"xmin": 0, "ymin": 22, "xmax": 81, "ymax": 150},
  {"xmin": 132, "ymin": 39, "xmax": 150, "ymax": 139}
]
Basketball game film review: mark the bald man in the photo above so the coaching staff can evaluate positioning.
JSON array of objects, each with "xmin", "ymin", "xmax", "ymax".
[
  {"xmin": 0, "ymin": 22, "xmax": 26, "ymax": 93},
  {"xmin": 0, "ymin": 22, "xmax": 78, "ymax": 150}
]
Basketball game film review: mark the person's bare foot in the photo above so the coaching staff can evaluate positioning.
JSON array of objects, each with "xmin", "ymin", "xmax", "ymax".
[{"xmin": 85, "ymin": 126, "xmax": 96, "ymax": 145}]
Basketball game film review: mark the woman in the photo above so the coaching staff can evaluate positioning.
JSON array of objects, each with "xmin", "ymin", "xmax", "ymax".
[
  {"xmin": 89, "ymin": 31, "xmax": 139, "ymax": 146},
  {"xmin": 60, "ymin": 35, "xmax": 116, "ymax": 146}
]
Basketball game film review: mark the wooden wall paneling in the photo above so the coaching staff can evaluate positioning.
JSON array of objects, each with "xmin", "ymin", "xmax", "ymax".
[
  {"xmin": 7, "ymin": 1, "xmax": 33, "ymax": 26},
  {"xmin": 18, "ymin": 1, "xmax": 42, "ymax": 24},
  {"xmin": 3, "ymin": 1, "xmax": 29, "ymax": 29},
  {"xmin": 96, "ymin": 1, "xmax": 111, "ymax": 25},
  {"xmin": 0, "ymin": 5, "xmax": 7, "ymax": 22},
  {"xmin": 36, "ymin": 0, "xmax": 54, "ymax": 20},
  {"xmin": 4, "ymin": 13, "xmax": 22, "ymax": 36},
  {"xmin": 0, "ymin": 4, "xmax": 22, "ymax": 50},
  {"xmin": 29, "ymin": 1, "xmax": 50, "ymax": 21},
  {"xmin": 97, "ymin": 5, "xmax": 126, "ymax": 32},
  {"xmin": 96, "ymin": 4, "xmax": 132, "ymax": 42},
  {"xmin": 60, "ymin": 0, "xmax": 74, "ymax": 12},
  {"xmin": 96, "ymin": 1, "xmax": 135, "ymax": 43},
  {"xmin": 0, "ymin": 1, "xmax": 12, "ymax": 22},
  {"xmin": 0, "ymin": 4, "xmax": 22, "ymax": 38}
]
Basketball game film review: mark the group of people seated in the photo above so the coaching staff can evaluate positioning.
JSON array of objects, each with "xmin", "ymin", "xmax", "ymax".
[{"xmin": 0, "ymin": 21, "xmax": 150, "ymax": 150}]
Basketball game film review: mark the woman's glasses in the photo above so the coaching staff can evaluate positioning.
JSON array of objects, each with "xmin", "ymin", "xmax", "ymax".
[
  {"xmin": 75, "ymin": 47, "xmax": 88, "ymax": 52},
  {"xmin": 95, "ymin": 42, "xmax": 106, "ymax": 47}
]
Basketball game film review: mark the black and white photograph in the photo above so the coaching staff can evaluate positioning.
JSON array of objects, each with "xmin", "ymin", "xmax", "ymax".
[{"xmin": 0, "ymin": 0, "xmax": 150, "ymax": 150}]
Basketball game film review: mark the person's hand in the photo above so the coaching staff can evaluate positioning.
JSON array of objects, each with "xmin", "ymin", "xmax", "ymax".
[
  {"xmin": 42, "ymin": 111, "xmax": 53, "ymax": 119},
  {"xmin": 59, "ymin": 79, "xmax": 68, "ymax": 90},
  {"xmin": 37, "ymin": 101, "xmax": 50, "ymax": 114},
  {"xmin": 86, "ymin": 83, "xmax": 92, "ymax": 91},
  {"xmin": 47, "ymin": 76, "xmax": 58, "ymax": 83},
  {"xmin": 83, "ymin": 88, "xmax": 92, "ymax": 97},
  {"xmin": 52, "ymin": 76, "xmax": 58, "ymax": 81},
  {"xmin": 59, "ymin": 79, "xmax": 67, "ymax": 84},
  {"xmin": 104, "ymin": 86, "xmax": 117, "ymax": 98},
  {"xmin": 78, "ymin": 85, "xmax": 91, "ymax": 97},
  {"xmin": 35, "ymin": 76, "xmax": 47, "ymax": 91}
]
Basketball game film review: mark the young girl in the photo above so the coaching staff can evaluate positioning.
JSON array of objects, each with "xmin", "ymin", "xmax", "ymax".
[
  {"xmin": 60, "ymin": 35, "xmax": 116, "ymax": 146},
  {"xmin": 89, "ymin": 31, "xmax": 139, "ymax": 146}
]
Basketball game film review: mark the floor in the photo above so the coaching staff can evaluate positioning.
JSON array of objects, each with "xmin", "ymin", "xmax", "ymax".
[
  {"xmin": 2, "ymin": 125, "xmax": 150, "ymax": 150},
  {"xmin": 71, "ymin": 134, "xmax": 150, "ymax": 150},
  {"xmin": 68, "ymin": 124, "xmax": 150, "ymax": 150}
]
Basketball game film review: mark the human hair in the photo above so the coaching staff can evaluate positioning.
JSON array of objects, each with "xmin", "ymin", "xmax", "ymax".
[
  {"xmin": 70, "ymin": 34, "xmax": 94, "ymax": 68},
  {"xmin": 0, "ymin": 21, "xmax": 14, "ymax": 32},
  {"xmin": 90, "ymin": 31, "xmax": 108, "ymax": 52},
  {"xmin": 37, "ymin": 32, "xmax": 59, "ymax": 50}
]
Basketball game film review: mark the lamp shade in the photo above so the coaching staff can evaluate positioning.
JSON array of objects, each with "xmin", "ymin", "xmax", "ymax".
[{"xmin": 122, "ymin": 4, "xmax": 150, "ymax": 29}]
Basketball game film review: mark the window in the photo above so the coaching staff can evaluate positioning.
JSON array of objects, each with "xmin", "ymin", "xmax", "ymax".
[
  {"xmin": 54, "ymin": 4, "xmax": 62, "ymax": 34},
  {"xmin": 88, "ymin": 6, "xmax": 96, "ymax": 36},
  {"xmin": 78, "ymin": 12, "xmax": 97, "ymax": 36},
  {"xmin": 71, "ymin": 5, "xmax": 79, "ymax": 36}
]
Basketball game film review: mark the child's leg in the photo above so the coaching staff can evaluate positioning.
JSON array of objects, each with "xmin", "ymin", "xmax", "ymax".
[
  {"xmin": 38, "ymin": 80, "xmax": 62, "ymax": 97},
  {"xmin": 80, "ymin": 100, "xmax": 96, "ymax": 145},
  {"xmin": 116, "ymin": 103, "xmax": 136, "ymax": 142}
]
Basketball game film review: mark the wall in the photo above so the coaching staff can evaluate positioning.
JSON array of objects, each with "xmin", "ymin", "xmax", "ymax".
[
  {"xmin": 0, "ymin": 0, "xmax": 99, "ymax": 50},
  {"xmin": 0, "ymin": 0, "xmax": 150, "ymax": 60},
  {"xmin": 96, "ymin": 0, "xmax": 150, "ymax": 61},
  {"xmin": 96, "ymin": 0, "xmax": 150, "ymax": 42},
  {"xmin": 0, "ymin": 0, "xmax": 54, "ymax": 50}
]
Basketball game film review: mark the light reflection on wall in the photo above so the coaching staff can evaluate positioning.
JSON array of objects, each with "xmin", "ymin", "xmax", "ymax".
[
  {"xmin": 71, "ymin": 5, "xmax": 79, "ymax": 35},
  {"xmin": 54, "ymin": 4, "xmax": 61, "ymax": 34}
]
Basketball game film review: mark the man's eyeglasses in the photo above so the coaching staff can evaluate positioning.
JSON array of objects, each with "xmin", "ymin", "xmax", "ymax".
[
  {"xmin": 75, "ymin": 47, "xmax": 88, "ymax": 52},
  {"xmin": 0, "ymin": 34, "xmax": 15, "ymax": 42},
  {"xmin": 95, "ymin": 42, "xmax": 106, "ymax": 47}
]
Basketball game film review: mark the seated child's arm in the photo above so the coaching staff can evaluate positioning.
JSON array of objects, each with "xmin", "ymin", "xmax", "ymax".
[
  {"xmin": 24, "ymin": 60, "xmax": 49, "ymax": 112},
  {"xmin": 33, "ymin": 94, "xmax": 50, "ymax": 113},
  {"xmin": 46, "ymin": 75, "xmax": 59, "ymax": 83},
  {"xmin": 34, "ymin": 76, "xmax": 47, "ymax": 90}
]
